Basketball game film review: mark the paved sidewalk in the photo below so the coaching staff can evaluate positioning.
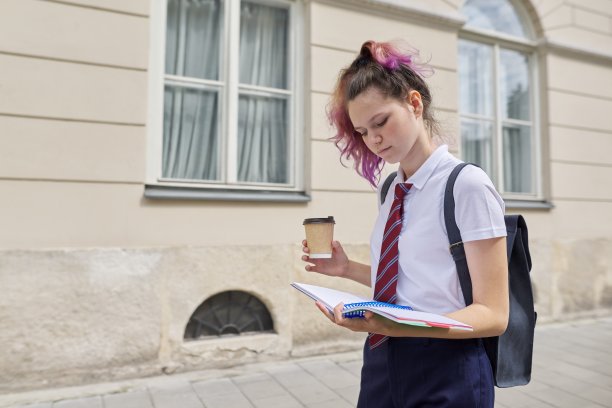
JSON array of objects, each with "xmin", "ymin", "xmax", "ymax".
[{"xmin": 2, "ymin": 317, "xmax": 612, "ymax": 408}]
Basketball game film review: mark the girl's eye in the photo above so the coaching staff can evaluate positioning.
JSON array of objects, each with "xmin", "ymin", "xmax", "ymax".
[{"xmin": 376, "ymin": 117, "xmax": 388, "ymax": 127}]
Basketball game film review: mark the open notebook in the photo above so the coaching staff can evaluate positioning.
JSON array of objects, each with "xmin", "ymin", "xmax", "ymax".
[{"xmin": 291, "ymin": 282, "xmax": 472, "ymax": 331}]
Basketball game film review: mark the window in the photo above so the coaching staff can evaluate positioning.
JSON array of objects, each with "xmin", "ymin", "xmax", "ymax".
[
  {"xmin": 459, "ymin": 0, "xmax": 540, "ymax": 199},
  {"xmin": 149, "ymin": 0, "xmax": 303, "ymax": 196},
  {"xmin": 184, "ymin": 291, "xmax": 274, "ymax": 340}
]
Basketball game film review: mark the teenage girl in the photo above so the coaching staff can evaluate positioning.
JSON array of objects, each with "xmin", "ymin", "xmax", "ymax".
[{"xmin": 301, "ymin": 40, "xmax": 509, "ymax": 407}]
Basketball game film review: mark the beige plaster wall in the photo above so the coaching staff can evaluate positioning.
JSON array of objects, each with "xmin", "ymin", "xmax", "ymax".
[
  {"xmin": 1, "ymin": 0, "xmax": 612, "ymax": 392},
  {"xmin": 537, "ymin": 0, "xmax": 612, "ymax": 51}
]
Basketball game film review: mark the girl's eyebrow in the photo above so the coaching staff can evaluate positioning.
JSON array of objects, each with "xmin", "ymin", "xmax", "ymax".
[
  {"xmin": 368, "ymin": 112, "xmax": 386, "ymax": 125},
  {"xmin": 354, "ymin": 112, "xmax": 386, "ymax": 131}
]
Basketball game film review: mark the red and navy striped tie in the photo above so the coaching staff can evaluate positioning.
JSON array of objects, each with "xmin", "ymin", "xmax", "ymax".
[{"xmin": 368, "ymin": 182, "xmax": 412, "ymax": 349}]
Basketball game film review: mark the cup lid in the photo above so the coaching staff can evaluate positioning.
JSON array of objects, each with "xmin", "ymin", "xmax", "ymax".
[{"xmin": 303, "ymin": 216, "xmax": 335, "ymax": 225}]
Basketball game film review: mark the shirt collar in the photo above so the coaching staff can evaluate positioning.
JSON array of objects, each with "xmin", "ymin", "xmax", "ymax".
[{"xmin": 397, "ymin": 145, "xmax": 448, "ymax": 190}]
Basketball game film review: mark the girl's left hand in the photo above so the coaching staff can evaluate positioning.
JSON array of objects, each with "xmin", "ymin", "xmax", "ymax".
[{"xmin": 315, "ymin": 301, "xmax": 389, "ymax": 334}]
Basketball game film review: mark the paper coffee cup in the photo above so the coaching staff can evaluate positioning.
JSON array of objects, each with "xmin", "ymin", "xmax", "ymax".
[{"xmin": 303, "ymin": 216, "xmax": 335, "ymax": 259}]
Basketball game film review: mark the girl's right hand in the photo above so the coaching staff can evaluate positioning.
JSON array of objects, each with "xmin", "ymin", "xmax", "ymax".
[{"xmin": 301, "ymin": 240, "xmax": 349, "ymax": 278}]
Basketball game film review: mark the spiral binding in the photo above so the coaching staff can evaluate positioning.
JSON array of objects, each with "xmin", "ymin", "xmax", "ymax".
[{"xmin": 342, "ymin": 301, "xmax": 413, "ymax": 319}]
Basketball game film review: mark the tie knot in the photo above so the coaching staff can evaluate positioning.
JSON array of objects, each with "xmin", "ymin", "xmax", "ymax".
[{"xmin": 394, "ymin": 183, "xmax": 412, "ymax": 200}]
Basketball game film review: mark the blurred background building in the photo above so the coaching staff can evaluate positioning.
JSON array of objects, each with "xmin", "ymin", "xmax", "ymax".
[{"xmin": 1, "ymin": 0, "xmax": 611, "ymax": 392}]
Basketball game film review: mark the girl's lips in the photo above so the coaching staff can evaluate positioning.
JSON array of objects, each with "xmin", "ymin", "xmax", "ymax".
[{"xmin": 378, "ymin": 146, "xmax": 391, "ymax": 155}]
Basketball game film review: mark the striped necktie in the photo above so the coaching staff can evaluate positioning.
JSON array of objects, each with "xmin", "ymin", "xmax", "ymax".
[{"xmin": 368, "ymin": 182, "xmax": 412, "ymax": 349}]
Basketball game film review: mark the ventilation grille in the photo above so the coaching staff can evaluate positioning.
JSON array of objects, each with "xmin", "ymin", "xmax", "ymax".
[{"xmin": 184, "ymin": 291, "xmax": 274, "ymax": 340}]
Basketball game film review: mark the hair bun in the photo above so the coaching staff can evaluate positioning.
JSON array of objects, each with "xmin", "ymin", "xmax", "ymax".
[{"xmin": 359, "ymin": 39, "xmax": 432, "ymax": 77}]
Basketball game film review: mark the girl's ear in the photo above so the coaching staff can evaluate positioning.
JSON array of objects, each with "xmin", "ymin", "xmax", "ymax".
[{"xmin": 406, "ymin": 90, "xmax": 423, "ymax": 117}]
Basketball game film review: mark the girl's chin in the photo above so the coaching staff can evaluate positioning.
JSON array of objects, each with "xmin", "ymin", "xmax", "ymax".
[{"xmin": 379, "ymin": 152, "xmax": 400, "ymax": 164}]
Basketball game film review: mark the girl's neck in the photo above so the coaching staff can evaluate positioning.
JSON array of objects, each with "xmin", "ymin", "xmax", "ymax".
[{"xmin": 400, "ymin": 134, "xmax": 435, "ymax": 180}]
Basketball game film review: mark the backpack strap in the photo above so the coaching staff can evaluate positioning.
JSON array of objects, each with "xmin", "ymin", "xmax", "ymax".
[
  {"xmin": 443, "ymin": 163, "xmax": 474, "ymax": 305},
  {"xmin": 380, "ymin": 171, "xmax": 398, "ymax": 205}
]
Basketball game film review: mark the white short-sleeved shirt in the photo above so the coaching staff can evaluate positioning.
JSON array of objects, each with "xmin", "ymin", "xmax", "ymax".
[{"xmin": 370, "ymin": 145, "xmax": 507, "ymax": 315}]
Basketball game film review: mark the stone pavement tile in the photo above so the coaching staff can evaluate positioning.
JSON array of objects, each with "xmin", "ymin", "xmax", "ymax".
[
  {"xmin": 524, "ymin": 387, "xmax": 607, "ymax": 408},
  {"xmin": 148, "ymin": 382, "xmax": 204, "ymax": 408},
  {"xmin": 580, "ymin": 385, "xmax": 612, "ymax": 407},
  {"xmin": 590, "ymin": 362, "xmax": 612, "ymax": 382},
  {"xmin": 538, "ymin": 339, "xmax": 607, "ymax": 368},
  {"xmin": 571, "ymin": 327, "xmax": 612, "ymax": 344},
  {"xmin": 53, "ymin": 396, "xmax": 103, "ymax": 408},
  {"xmin": 305, "ymin": 397, "xmax": 353, "ymax": 408},
  {"xmin": 551, "ymin": 328, "xmax": 610, "ymax": 353},
  {"xmin": 548, "ymin": 361, "xmax": 612, "ymax": 390},
  {"xmin": 512, "ymin": 374, "xmax": 554, "ymax": 393},
  {"xmin": 12, "ymin": 404, "xmax": 52, "ymax": 408},
  {"xmin": 338, "ymin": 360, "xmax": 362, "ymax": 378},
  {"xmin": 532, "ymin": 367, "xmax": 595, "ymax": 394},
  {"xmin": 103, "ymin": 390, "xmax": 154, "ymax": 408},
  {"xmin": 571, "ymin": 348, "xmax": 612, "ymax": 365},
  {"xmin": 191, "ymin": 378, "xmax": 253, "ymax": 408},
  {"xmin": 334, "ymin": 384, "xmax": 360, "ymax": 406},
  {"xmin": 557, "ymin": 351, "xmax": 605, "ymax": 371},
  {"xmin": 495, "ymin": 388, "xmax": 555, "ymax": 408},
  {"xmin": 298, "ymin": 360, "xmax": 360, "ymax": 389},
  {"xmin": 565, "ymin": 339, "xmax": 609, "ymax": 356},
  {"xmin": 232, "ymin": 372, "xmax": 302, "ymax": 407},
  {"xmin": 250, "ymin": 394, "xmax": 303, "ymax": 408},
  {"xmin": 266, "ymin": 363, "xmax": 338, "ymax": 405}
]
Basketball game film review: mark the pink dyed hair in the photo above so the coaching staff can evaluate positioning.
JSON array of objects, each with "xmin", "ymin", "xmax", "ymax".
[{"xmin": 327, "ymin": 40, "xmax": 435, "ymax": 187}]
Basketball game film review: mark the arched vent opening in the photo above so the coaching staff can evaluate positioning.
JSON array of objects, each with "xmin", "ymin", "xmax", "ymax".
[{"xmin": 184, "ymin": 291, "xmax": 274, "ymax": 340}]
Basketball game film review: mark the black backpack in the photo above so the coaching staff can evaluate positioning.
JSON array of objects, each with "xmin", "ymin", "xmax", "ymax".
[{"xmin": 380, "ymin": 163, "xmax": 536, "ymax": 387}]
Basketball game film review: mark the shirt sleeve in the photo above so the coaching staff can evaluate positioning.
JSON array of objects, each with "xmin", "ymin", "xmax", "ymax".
[{"xmin": 453, "ymin": 165, "xmax": 507, "ymax": 243}]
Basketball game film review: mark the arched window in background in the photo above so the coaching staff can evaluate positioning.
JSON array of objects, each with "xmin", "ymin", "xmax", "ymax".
[
  {"xmin": 459, "ymin": 0, "xmax": 540, "ymax": 198},
  {"xmin": 184, "ymin": 291, "xmax": 274, "ymax": 340}
]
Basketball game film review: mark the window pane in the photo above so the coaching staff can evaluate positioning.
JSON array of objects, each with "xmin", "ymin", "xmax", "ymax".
[
  {"xmin": 459, "ymin": 40, "xmax": 493, "ymax": 117},
  {"xmin": 239, "ymin": 2, "xmax": 289, "ymax": 89},
  {"xmin": 163, "ymin": 85, "xmax": 220, "ymax": 180},
  {"xmin": 463, "ymin": 0, "xmax": 529, "ymax": 38},
  {"xmin": 237, "ymin": 94, "xmax": 288, "ymax": 183},
  {"xmin": 503, "ymin": 124, "xmax": 532, "ymax": 193},
  {"xmin": 461, "ymin": 118, "xmax": 494, "ymax": 178},
  {"xmin": 500, "ymin": 49, "xmax": 530, "ymax": 121},
  {"xmin": 166, "ymin": 0, "xmax": 223, "ymax": 80}
]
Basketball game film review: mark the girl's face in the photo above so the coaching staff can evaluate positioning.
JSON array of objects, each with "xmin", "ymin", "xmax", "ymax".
[{"xmin": 348, "ymin": 87, "xmax": 425, "ymax": 165}]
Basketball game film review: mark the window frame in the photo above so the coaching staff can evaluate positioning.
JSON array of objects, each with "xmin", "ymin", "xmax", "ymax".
[
  {"xmin": 459, "ymin": 1, "xmax": 544, "ymax": 202},
  {"xmin": 146, "ymin": 0, "xmax": 305, "ymax": 197}
]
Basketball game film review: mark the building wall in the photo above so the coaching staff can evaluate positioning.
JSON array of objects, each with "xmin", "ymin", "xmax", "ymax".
[
  {"xmin": 528, "ymin": 0, "xmax": 612, "ymax": 315},
  {"xmin": 1, "ymin": 0, "xmax": 611, "ymax": 392}
]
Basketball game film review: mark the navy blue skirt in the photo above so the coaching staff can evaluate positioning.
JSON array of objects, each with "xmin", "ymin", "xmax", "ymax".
[{"xmin": 357, "ymin": 337, "xmax": 494, "ymax": 408}]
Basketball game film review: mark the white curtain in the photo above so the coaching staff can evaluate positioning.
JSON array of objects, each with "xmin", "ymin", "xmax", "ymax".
[
  {"xmin": 503, "ymin": 125, "xmax": 532, "ymax": 193},
  {"xmin": 500, "ymin": 49, "xmax": 532, "ymax": 194},
  {"xmin": 459, "ymin": 40, "xmax": 494, "ymax": 178},
  {"xmin": 163, "ymin": 0, "xmax": 222, "ymax": 180},
  {"xmin": 461, "ymin": 119, "xmax": 494, "ymax": 178},
  {"xmin": 163, "ymin": 87, "xmax": 219, "ymax": 179},
  {"xmin": 237, "ymin": 2, "xmax": 289, "ymax": 183}
]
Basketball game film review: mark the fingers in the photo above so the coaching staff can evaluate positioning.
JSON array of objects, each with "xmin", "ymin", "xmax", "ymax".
[
  {"xmin": 333, "ymin": 302, "xmax": 345, "ymax": 323},
  {"xmin": 314, "ymin": 302, "xmax": 376, "ymax": 334},
  {"xmin": 302, "ymin": 254, "xmax": 319, "ymax": 272},
  {"xmin": 316, "ymin": 301, "xmax": 335, "ymax": 322}
]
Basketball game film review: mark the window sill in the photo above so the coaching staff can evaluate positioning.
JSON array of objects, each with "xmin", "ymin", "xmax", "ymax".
[
  {"xmin": 504, "ymin": 199, "xmax": 554, "ymax": 211},
  {"xmin": 144, "ymin": 184, "xmax": 311, "ymax": 203}
]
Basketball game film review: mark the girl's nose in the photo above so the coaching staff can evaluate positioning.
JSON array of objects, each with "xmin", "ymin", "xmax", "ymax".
[{"xmin": 372, "ymin": 133, "xmax": 382, "ymax": 145}]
